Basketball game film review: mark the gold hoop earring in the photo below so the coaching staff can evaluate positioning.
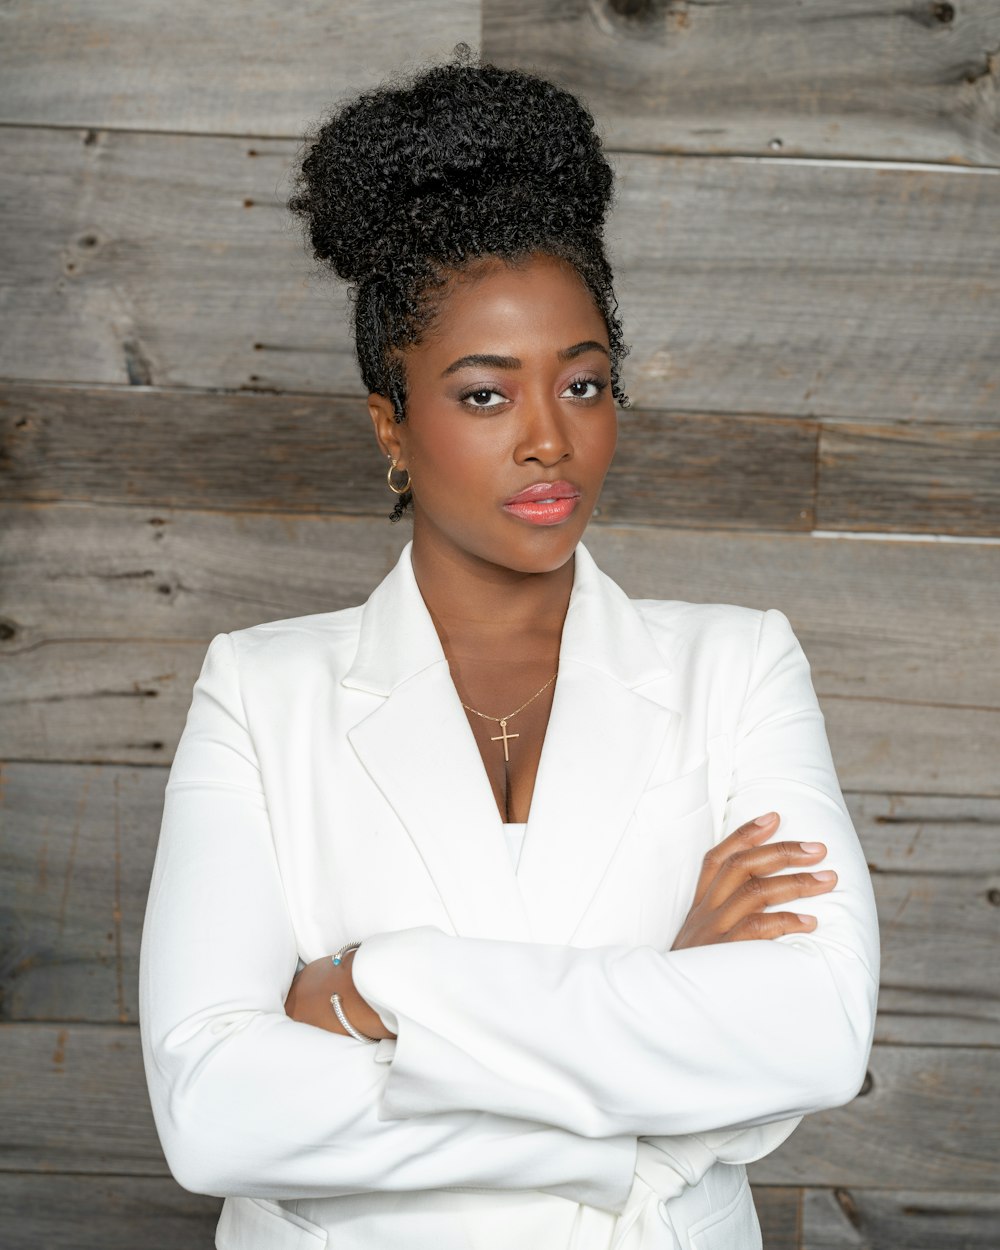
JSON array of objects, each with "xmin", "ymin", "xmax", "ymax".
[{"xmin": 386, "ymin": 457, "xmax": 411, "ymax": 495}]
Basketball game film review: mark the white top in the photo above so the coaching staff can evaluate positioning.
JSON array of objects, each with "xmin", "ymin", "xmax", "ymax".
[
  {"xmin": 138, "ymin": 538, "xmax": 879, "ymax": 1250},
  {"xmin": 502, "ymin": 821, "xmax": 527, "ymax": 870}
]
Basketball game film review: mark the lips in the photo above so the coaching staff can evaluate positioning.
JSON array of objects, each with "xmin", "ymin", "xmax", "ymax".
[{"xmin": 502, "ymin": 480, "xmax": 582, "ymax": 527}]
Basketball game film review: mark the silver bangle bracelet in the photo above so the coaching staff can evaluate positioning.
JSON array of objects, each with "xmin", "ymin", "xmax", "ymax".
[
  {"xmin": 330, "ymin": 940, "xmax": 378, "ymax": 1043},
  {"xmin": 331, "ymin": 940, "xmax": 363, "ymax": 966},
  {"xmin": 329, "ymin": 991, "xmax": 379, "ymax": 1043}
]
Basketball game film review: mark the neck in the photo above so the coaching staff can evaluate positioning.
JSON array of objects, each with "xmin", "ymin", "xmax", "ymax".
[{"xmin": 409, "ymin": 529, "xmax": 576, "ymax": 657}]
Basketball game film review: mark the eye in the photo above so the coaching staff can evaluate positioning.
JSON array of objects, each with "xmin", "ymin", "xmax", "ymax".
[
  {"xmin": 459, "ymin": 386, "xmax": 509, "ymax": 409},
  {"xmin": 561, "ymin": 375, "xmax": 608, "ymax": 400}
]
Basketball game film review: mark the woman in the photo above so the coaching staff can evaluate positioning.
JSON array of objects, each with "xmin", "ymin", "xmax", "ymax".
[{"xmin": 138, "ymin": 52, "xmax": 880, "ymax": 1250}]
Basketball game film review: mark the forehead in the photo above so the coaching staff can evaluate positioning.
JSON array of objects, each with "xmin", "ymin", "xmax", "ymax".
[{"xmin": 415, "ymin": 253, "xmax": 608, "ymax": 363}]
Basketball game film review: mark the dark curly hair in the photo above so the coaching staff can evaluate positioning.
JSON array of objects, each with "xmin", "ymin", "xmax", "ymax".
[{"xmin": 288, "ymin": 46, "xmax": 630, "ymax": 520}]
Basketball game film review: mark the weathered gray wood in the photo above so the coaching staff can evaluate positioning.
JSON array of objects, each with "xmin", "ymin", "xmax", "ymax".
[
  {"xmin": 753, "ymin": 1187, "xmax": 800, "ymax": 1250},
  {"xmin": 850, "ymin": 794, "xmax": 1000, "ymax": 877},
  {"xmin": 0, "ymin": 384, "xmax": 818, "ymax": 532},
  {"xmin": 0, "ymin": 1025, "xmax": 162, "ymax": 1174},
  {"xmin": 486, "ymin": 0, "xmax": 1000, "ymax": 166},
  {"xmin": 0, "ymin": 1024, "xmax": 994, "ymax": 1190},
  {"xmin": 0, "ymin": 504, "xmax": 410, "ymax": 649},
  {"xmin": 818, "ymin": 422, "xmax": 1000, "ymax": 536},
  {"xmin": 1, "ymin": 764, "xmax": 157, "ymax": 1025},
  {"xmin": 0, "ymin": 1174, "xmax": 221, "ymax": 1249},
  {"xmin": 0, "ymin": 0, "xmax": 479, "ymax": 135},
  {"xmin": 3, "ymin": 506, "xmax": 999, "ymax": 793},
  {"xmin": 609, "ymin": 154, "xmax": 1000, "ymax": 420},
  {"xmin": 3, "ymin": 760, "xmax": 997, "ymax": 1042},
  {"xmin": 0, "ymin": 126, "xmax": 352, "ymax": 393},
  {"xmin": 3, "ymin": 127, "xmax": 999, "ymax": 426},
  {"xmin": 872, "ymin": 873, "xmax": 1000, "ymax": 1047},
  {"xmin": 799, "ymin": 1186, "xmax": 1000, "ymax": 1248},
  {"xmin": 746, "ymin": 1043, "xmax": 1000, "ymax": 1190}
]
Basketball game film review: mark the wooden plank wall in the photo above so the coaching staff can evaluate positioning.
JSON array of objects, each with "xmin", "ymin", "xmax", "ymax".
[{"xmin": 2, "ymin": 2, "xmax": 999, "ymax": 1246}]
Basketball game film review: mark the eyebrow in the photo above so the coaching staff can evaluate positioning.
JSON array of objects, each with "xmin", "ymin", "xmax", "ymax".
[{"xmin": 440, "ymin": 340, "xmax": 609, "ymax": 378}]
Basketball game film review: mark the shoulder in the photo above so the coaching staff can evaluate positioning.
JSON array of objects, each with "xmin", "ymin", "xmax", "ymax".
[
  {"xmin": 213, "ymin": 603, "xmax": 366, "ymax": 682},
  {"xmin": 631, "ymin": 596, "xmax": 767, "ymax": 652},
  {"xmin": 629, "ymin": 595, "xmax": 804, "ymax": 681}
]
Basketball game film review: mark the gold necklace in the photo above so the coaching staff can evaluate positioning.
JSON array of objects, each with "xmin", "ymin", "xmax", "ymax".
[{"xmin": 461, "ymin": 671, "xmax": 558, "ymax": 763}]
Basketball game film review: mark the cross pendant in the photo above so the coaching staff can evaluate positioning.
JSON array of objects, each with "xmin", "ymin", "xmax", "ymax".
[{"xmin": 491, "ymin": 718, "xmax": 519, "ymax": 763}]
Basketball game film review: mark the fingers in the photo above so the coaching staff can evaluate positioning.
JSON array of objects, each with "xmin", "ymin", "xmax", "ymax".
[
  {"xmin": 691, "ymin": 812, "xmax": 781, "ymax": 906},
  {"xmin": 699, "ymin": 814, "xmax": 835, "ymax": 912},
  {"xmin": 712, "ymin": 867, "xmax": 836, "ymax": 932},
  {"xmin": 726, "ymin": 910, "xmax": 820, "ymax": 943}
]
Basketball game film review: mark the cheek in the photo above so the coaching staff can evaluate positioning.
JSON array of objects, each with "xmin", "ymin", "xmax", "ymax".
[
  {"xmin": 581, "ymin": 410, "xmax": 618, "ymax": 471},
  {"xmin": 411, "ymin": 416, "xmax": 507, "ymax": 483}
]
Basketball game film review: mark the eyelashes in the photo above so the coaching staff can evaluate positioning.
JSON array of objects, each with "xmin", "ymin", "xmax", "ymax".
[{"xmin": 457, "ymin": 374, "xmax": 609, "ymax": 409}]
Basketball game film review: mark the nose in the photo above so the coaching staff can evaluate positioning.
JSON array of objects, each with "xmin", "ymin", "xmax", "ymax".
[{"xmin": 514, "ymin": 391, "xmax": 573, "ymax": 469}]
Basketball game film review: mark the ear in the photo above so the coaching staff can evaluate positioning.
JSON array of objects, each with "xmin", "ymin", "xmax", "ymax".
[{"xmin": 367, "ymin": 393, "xmax": 406, "ymax": 467}]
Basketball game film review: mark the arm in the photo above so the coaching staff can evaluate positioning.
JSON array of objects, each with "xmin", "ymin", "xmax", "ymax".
[
  {"xmin": 352, "ymin": 607, "xmax": 880, "ymax": 1139},
  {"xmin": 138, "ymin": 633, "xmax": 636, "ymax": 1209}
]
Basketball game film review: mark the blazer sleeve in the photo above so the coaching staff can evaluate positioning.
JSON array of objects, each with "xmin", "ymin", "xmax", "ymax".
[
  {"xmin": 352, "ymin": 607, "xmax": 881, "ymax": 1140},
  {"xmin": 138, "ymin": 632, "xmax": 637, "ymax": 1210}
]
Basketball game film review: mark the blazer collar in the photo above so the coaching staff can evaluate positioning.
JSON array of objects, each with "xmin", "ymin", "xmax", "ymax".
[
  {"xmin": 342, "ymin": 540, "xmax": 674, "ymax": 696},
  {"xmin": 343, "ymin": 540, "xmax": 683, "ymax": 944}
]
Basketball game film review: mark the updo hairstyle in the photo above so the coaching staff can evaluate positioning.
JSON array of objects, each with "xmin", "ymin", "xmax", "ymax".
[{"xmin": 288, "ymin": 47, "xmax": 630, "ymax": 518}]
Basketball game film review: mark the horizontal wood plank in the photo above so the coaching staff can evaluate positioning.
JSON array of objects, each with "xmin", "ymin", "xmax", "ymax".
[
  {"xmin": 0, "ymin": 1174, "xmax": 221, "ymax": 1249},
  {"xmin": 850, "ymin": 793, "xmax": 1000, "ymax": 877},
  {"xmin": 3, "ymin": 761, "xmax": 997, "ymax": 1043},
  {"xmin": 746, "ymin": 1042, "xmax": 1000, "ymax": 1190},
  {"xmin": 2, "ymin": 506, "xmax": 998, "ymax": 793},
  {"xmin": 0, "ymin": 0, "xmax": 479, "ymax": 136},
  {"xmin": 486, "ymin": 0, "xmax": 1000, "ymax": 166},
  {"xmin": 2, "ymin": 128, "xmax": 998, "ymax": 424},
  {"xmin": 0, "ymin": 1024, "xmax": 994, "ymax": 1190},
  {"xmin": 797, "ymin": 1186, "xmax": 1000, "ymax": 1248},
  {"xmin": 608, "ymin": 154, "xmax": 1000, "ymax": 421},
  {"xmin": 818, "ymin": 421, "xmax": 1000, "ymax": 536},
  {"xmin": 0, "ymin": 384, "xmax": 818, "ymax": 532}
]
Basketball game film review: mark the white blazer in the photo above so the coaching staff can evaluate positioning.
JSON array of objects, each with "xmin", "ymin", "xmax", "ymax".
[{"xmin": 139, "ymin": 540, "xmax": 880, "ymax": 1250}]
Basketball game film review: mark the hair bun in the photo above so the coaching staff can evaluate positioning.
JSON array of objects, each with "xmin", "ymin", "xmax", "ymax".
[{"xmin": 289, "ymin": 54, "xmax": 614, "ymax": 285}]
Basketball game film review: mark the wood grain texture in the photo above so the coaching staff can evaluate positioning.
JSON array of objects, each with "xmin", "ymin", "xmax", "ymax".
[
  {"xmin": 753, "ymin": 1188, "xmax": 800, "ymax": 1250},
  {"xmin": 0, "ymin": 1174, "xmax": 221, "ymax": 1250},
  {"xmin": 3, "ymin": 761, "xmax": 997, "ymax": 1042},
  {"xmin": 3, "ymin": 127, "xmax": 998, "ymax": 425},
  {"xmin": 0, "ymin": 0, "xmax": 479, "ymax": 135},
  {"xmin": 608, "ymin": 154, "xmax": 1000, "ymax": 422},
  {"xmin": 1, "ymin": 764, "xmax": 157, "ymax": 1026},
  {"xmin": 3, "ymin": 506, "xmax": 998, "ymax": 793},
  {"xmin": 485, "ymin": 0, "xmax": 1000, "ymax": 166},
  {"xmin": 817, "ymin": 421, "xmax": 1000, "ymax": 536},
  {"xmin": 746, "ymin": 1042, "xmax": 1000, "ymax": 1191},
  {"xmin": 0, "ymin": 1024, "xmax": 994, "ymax": 1190},
  {"xmin": 799, "ymin": 1187, "xmax": 1000, "ymax": 1248},
  {"xmin": 0, "ymin": 383, "xmax": 818, "ymax": 531},
  {"xmin": 850, "ymin": 793, "xmax": 1000, "ymax": 877}
]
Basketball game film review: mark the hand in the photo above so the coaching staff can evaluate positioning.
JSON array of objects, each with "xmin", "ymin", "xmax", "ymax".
[
  {"xmin": 284, "ymin": 948, "xmax": 396, "ymax": 1040},
  {"xmin": 670, "ymin": 812, "xmax": 837, "ymax": 951}
]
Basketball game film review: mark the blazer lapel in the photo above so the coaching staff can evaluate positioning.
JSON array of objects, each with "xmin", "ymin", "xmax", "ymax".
[
  {"xmin": 343, "ymin": 543, "xmax": 532, "ymax": 941},
  {"xmin": 516, "ymin": 544, "xmax": 683, "ymax": 945}
]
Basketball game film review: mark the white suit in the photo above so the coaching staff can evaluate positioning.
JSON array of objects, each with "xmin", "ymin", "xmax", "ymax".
[{"xmin": 138, "ymin": 540, "xmax": 880, "ymax": 1249}]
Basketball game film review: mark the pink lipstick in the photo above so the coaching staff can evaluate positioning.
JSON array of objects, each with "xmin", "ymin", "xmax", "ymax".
[{"xmin": 502, "ymin": 480, "xmax": 582, "ymax": 526}]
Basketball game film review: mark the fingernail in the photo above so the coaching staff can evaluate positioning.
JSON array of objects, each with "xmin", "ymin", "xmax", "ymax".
[
  {"xmin": 800, "ymin": 842, "xmax": 823, "ymax": 853},
  {"xmin": 813, "ymin": 870, "xmax": 836, "ymax": 881},
  {"xmin": 754, "ymin": 812, "xmax": 778, "ymax": 826},
  {"xmin": 797, "ymin": 914, "xmax": 816, "ymax": 926}
]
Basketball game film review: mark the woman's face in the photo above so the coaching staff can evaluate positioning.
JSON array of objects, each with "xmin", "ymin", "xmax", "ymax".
[{"xmin": 369, "ymin": 252, "xmax": 618, "ymax": 578}]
